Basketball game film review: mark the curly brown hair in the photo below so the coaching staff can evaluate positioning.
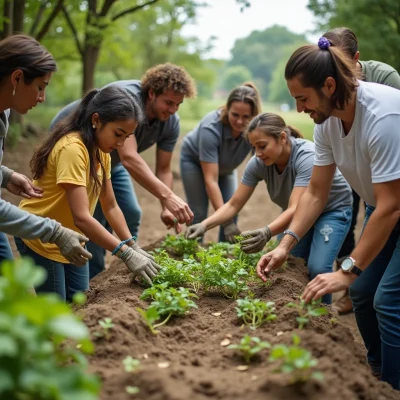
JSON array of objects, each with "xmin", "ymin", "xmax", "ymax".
[{"xmin": 141, "ymin": 63, "xmax": 197, "ymax": 100}]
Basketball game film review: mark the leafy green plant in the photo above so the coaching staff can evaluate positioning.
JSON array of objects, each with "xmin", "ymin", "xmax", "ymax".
[
  {"xmin": 236, "ymin": 297, "xmax": 277, "ymax": 329},
  {"xmin": 228, "ymin": 335, "xmax": 271, "ymax": 363},
  {"xmin": 93, "ymin": 317, "xmax": 114, "ymax": 339},
  {"xmin": 269, "ymin": 335, "xmax": 324, "ymax": 383},
  {"xmin": 286, "ymin": 298, "xmax": 328, "ymax": 329},
  {"xmin": 0, "ymin": 258, "xmax": 100, "ymax": 399},
  {"xmin": 138, "ymin": 284, "xmax": 198, "ymax": 334},
  {"xmin": 160, "ymin": 234, "xmax": 199, "ymax": 257},
  {"xmin": 123, "ymin": 356, "xmax": 141, "ymax": 373}
]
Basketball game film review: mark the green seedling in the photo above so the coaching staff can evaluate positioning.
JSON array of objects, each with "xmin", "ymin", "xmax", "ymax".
[
  {"xmin": 123, "ymin": 356, "xmax": 141, "ymax": 373},
  {"xmin": 126, "ymin": 386, "xmax": 140, "ymax": 395},
  {"xmin": 228, "ymin": 335, "xmax": 271, "ymax": 364},
  {"xmin": 269, "ymin": 335, "xmax": 324, "ymax": 383},
  {"xmin": 138, "ymin": 285, "xmax": 198, "ymax": 334},
  {"xmin": 286, "ymin": 297, "xmax": 328, "ymax": 329},
  {"xmin": 236, "ymin": 297, "xmax": 277, "ymax": 329},
  {"xmin": 93, "ymin": 317, "xmax": 114, "ymax": 339},
  {"xmin": 160, "ymin": 234, "xmax": 199, "ymax": 257}
]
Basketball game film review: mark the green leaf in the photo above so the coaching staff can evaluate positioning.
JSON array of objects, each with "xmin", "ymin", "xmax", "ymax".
[
  {"xmin": 48, "ymin": 315, "xmax": 89, "ymax": 340},
  {"xmin": 126, "ymin": 386, "xmax": 140, "ymax": 394},
  {"xmin": 0, "ymin": 334, "xmax": 18, "ymax": 356}
]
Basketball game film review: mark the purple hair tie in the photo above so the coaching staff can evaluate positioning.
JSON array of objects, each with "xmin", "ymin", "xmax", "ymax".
[{"xmin": 318, "ymin": 37, "xmax": 330, "ymax": 50}]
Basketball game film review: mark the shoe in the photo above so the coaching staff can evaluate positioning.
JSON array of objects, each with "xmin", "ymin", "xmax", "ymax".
[{"xmin": 332, "ymin": 290, "xmax": 354, "ymax": 315}]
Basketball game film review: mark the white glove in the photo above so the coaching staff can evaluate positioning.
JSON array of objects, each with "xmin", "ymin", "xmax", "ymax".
[
  {"xmin": 184, "ymin": 223, "xmax": 206, "ymax": 240},
  {"xmin": 48, "ymin": 225, "xmax": 92, "ymax": 266},
  {"xmin": 240, "ymin": 226, "xmax": 271, "ymax": 253},
  {"xmin": 120, "ymin": 247, "xmax": 161, "ymax": 285}
]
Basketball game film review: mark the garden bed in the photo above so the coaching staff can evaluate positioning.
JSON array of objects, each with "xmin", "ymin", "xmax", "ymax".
[{"xmin": 81, "ymin": 239, "xmax": 399, "ymax": 400}]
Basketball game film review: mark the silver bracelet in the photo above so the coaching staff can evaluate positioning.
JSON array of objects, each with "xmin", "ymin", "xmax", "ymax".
[{"xmin": 283, "ymin": 229, "xmax": 300, "ymax": 243}]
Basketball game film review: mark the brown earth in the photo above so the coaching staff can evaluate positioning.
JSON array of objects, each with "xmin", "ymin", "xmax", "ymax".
[{"xmin": 4, "ymin": 136, "xmax": 393, "ymax": 399}]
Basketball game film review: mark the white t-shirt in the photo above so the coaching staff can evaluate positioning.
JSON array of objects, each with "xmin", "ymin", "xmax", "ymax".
[{"xmin": 314, "ymin": 81, "xmax": 400, "ymax": 207}]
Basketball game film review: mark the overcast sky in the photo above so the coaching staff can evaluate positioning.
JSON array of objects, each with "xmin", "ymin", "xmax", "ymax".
[{"xmin": 182, "ymin": 0, "xmax": 322, "ymax": 59}]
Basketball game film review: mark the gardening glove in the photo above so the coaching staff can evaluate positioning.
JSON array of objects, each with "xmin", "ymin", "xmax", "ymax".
[
  {"xmin": 240, "ymin": 226, "xmax": 271, "ymax": 254},
  {"xmin": 185, "ymin": 223, "xmax": 206, "ymax": 240},
  {"xmin": 129, "ymin": 242, "xmax": 159, "ymax": 270},
  {"xmin": 48, "ymin": 224, "xmax": 92, "ymax": 266},
  {"xmin": 222, "ymin": 220, "xmax": 241, "ymax": 244},
  {"xmin": 119, "ymin": 246, "xmax": 161, "ymax": 285}
]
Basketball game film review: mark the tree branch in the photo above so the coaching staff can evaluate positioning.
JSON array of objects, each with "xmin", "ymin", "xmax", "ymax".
[
  {"xmin": 61, "ymin": 4, "xmax": 84, "ymax": 57},
  {"xmin": 36, "ymin": 0, "xmax": 65, "ymax": 41},
  {"xmin": 30, "ymin": 1, "xmax": 46, "ymax": 36},
  {"xmin": 111, "ymin": 0, "xmax": 159, "ymax": 21},
  {"xmin": 99, "ymin": 0, "xmax": 117, "ymax": 17}
]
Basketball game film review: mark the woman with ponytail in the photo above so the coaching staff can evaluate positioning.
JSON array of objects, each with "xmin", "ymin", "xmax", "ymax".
[
  {"xmin": 16, "ymin": 85, "xmax": 160, "ymax": 301},
  {"xmin": 186, "ymin": 112, "xmax": 353, "ymax": 304},
  {"xmin": 180, "ymin": 82, "xmax": 261, "ymax": 243}
]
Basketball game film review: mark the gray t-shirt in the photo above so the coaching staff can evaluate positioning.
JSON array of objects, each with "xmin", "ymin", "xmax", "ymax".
[
  {"xmin": 360, "ymin": 60, "xmax": 400, "ymax": 89},
  {"xmin": 50, "ymin": 80, "xmax": 180, "ymax": 168},
  {"xmin": 314, "ymin": 81, "xmax": 400, "ymax": 207},
  {"xmin": 241, "ymin": 137, "xmax": 352, "ymax": 212},
  {"xmin": 181, "ymin": 110, "xmax": 252, "ymax": 176}
]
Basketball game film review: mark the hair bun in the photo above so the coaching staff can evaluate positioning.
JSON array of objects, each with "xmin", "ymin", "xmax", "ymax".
[{"xmin": 317, "ymin": 37, "xmax": 330, "ymax": 50}]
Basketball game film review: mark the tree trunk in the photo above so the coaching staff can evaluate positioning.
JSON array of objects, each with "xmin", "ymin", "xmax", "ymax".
[
  {"xmin": 2, "ymin": 0, "xmax": 14, "ymax": 39},
  {"xmin": 82, "ymin": 44, "xmax": 101, "ymax": 94}
]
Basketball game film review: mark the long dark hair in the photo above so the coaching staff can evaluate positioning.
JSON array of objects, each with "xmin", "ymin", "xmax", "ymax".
[
  {"xmin": 220, "ymin": 82, "xmax": 262, "ymax": 125},
  {"xmin": 246, "ymin": 112, "xmax": 303, "ymax": 141},
  {"xmin": 31, "ymin": 85, "xmax": 143, "ymax": 193},
  {"xmin": 0, "ymin": 34, "xmax": 56, "ymax": 84}
]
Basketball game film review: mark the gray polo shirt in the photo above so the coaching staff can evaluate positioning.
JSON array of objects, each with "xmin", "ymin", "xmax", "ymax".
[
  {"xmin": 50, "ymin": 80, "xmax": 180, "ymax": 168},
  {"xmin": 181, "ymin": 110, "xmax": 252, "ymax": 176},
  {"xmin": 241, "ymin": 137, "xmax": 352, "ymax": 212}
]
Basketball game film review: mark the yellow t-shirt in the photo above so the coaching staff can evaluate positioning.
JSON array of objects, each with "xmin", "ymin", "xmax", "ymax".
[{"xmin": 19, "ymin": 133, "xmax": 111, "ymax": 263}]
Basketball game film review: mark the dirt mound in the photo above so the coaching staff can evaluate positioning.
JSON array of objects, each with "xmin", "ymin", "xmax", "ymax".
[{"xmin": 81, "ymin": 243, "xmax": 398, "ymax": 400}]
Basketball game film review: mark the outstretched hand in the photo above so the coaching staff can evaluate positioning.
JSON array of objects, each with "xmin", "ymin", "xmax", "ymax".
[
  {"xmin": 6, "ymin": 172, "xmax": 43, "ymax": 199},
  {"xmin": 161, "ymin": 193, "xmax": 193, "ymax": 227},
  {"xmin": 256, "ymin": 247, "xmax": 289, "ymax": 282}
]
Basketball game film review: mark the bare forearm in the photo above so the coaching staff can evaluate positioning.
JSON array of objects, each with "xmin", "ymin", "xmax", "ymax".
[
  {"xmin": 205, "ymin": 181, "xmax": 224, "ymax": 211},
  {"xmin": 156, "ymin": 169, "xmax": 173, "ymax": 208},
  {"xmin": 121, "ymin": 156, "xmax": 172, "ymax": 201},
  {"xmin": 268, "ymin": 207, "xmax": 296, "ymax": 236},
  {"xmin": 203, "ymin": 201, "xmax": 239, "ymax": 230},
  {"xmin": 351, "ymin": 209, "xmax": 399, "ymax": 270},
  {"xmin": 103, "ymin": 206, "xmax": 132, "ymax": 242}
]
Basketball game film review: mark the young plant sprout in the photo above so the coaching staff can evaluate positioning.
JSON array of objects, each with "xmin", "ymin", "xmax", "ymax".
[
  {"xmin": 286, "ymin": 298, "xmax": 328, "ymax": 329},
  {"xmin": 269, "ymin": 335, "xmax": 324, "ymax": 383},
  {"xmin": 160, "ymin": 234, "xmax": 199, "ymax": 257},
  {"xmin": 93, "ymin": 317, "xmax": 114, "ymax": 339},
  {"xmin": 236, "ymin": 297, "xmax": 277, "ymax": 329},
  {"xmin": 123, "ymin": 356, "xmax": 141, "ymax": 373},
  {"xmin": 228, "ymin": 335, "xmax": 271, "ymax": 364}
]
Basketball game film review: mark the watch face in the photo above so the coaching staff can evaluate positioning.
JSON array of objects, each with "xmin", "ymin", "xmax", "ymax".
[{"xmin": 341, "ymin": 258, "xmax": 353, "ymax": 272}]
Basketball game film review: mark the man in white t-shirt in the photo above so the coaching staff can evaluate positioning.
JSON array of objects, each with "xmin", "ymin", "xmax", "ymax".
[{"xmin": 256, "ymin": 37, "xmax": 400, "ymax": 390}]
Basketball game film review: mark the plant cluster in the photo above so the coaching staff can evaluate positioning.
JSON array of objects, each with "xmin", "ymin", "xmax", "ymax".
[
  {"xmin": 137, "ymin": 283, "xmax": 198, "ymax": 334},
  {"xmin": 228, "ymin": 335, "xmax": 271, "ymax": 363},
  {"xmin": 0, "ymin": 258, "xmax": 100, "ymax": 399},
  {"xmin": 92, "ymin": 317, "xmax": 114, "ymax": 340},
  {"xmin": 160, "ymin": 234, "xmax": 199, "ymax": 257},
  {"xmin": 236, "ymin": 296, "xmax": 277, "ymax": 329},
  {"xmin": 286, "ymin": 298, "xmax": 328, "ymax": 329}
]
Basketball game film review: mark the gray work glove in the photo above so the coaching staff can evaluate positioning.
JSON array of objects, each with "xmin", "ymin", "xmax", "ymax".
[
  {"xmin": 184, "ymin": 223, "xmax": 206, "ymax": 240},
  {"xmin": 222, "ymin": 220, "xmax": 241, "ymax": 244},
  {"xmin": 48, "ymin": 224, "xmax": 92, "ymax": 266},
  {"xmin": 120, "ymin": 247, "xmax": 161, "ymax": 285},
  {"xmin": 240, "ymin": 226, "xmax": 272, "ymax": 254},
  {"xmin": 130, "ymin": 242, "xmax": 159, "ymax": 269}
]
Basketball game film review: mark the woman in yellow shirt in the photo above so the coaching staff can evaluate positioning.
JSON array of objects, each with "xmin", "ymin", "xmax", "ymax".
[{"xmin": 17, "ymin": 85, "xmax": 160, "ymax": 301}]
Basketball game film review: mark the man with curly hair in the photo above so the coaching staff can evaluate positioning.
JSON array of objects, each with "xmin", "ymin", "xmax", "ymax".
[{"xmin": 51, "ymin": 63, "xmax": 197, "ymax": 279}]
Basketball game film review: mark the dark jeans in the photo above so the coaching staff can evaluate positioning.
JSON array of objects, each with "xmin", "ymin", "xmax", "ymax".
[
  {"xmin": 0, "ymin": 232, "xmax": 13, "ymax": 262},
  {"xmin": 349, "ymin": 205, "xmax": 400, "ymax": 389},
  {"xmin": 15, "ymin": 237, "xmax": 89, "ymax": 302},
  {"xmin": 87, "ymin": 163, "xmax": 141, "ymax": 280}
]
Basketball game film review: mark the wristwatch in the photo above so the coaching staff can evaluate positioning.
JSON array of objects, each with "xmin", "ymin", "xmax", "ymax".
[{"xmin": 340, "ymin": 256, "xmax": 362, "ymax": 276}]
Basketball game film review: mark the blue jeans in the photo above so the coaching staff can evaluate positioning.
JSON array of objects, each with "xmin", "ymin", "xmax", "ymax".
[
  {"xmin": 180, "ymin": 156, "xmax": 238, "ymax": 242},
  {"xmin": 349, "ymin": 205, "xmax": 400, "ymax": 389},
  {"xmin": 0, "ymin": 232, "xmax": 13, "ymax": 262},
  {"xmin": 289, "ymin": 207, "xmax": 352, "ymax": 304},
  {"xmin": 87, "ymin": 163, "xmax": 141, "ymax": 279},
  {"xmin": 14, "ymin": 237, "xmax": 89, "ymax": 302}
]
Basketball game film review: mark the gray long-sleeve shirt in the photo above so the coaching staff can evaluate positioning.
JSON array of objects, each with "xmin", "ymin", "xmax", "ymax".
[{"xmin": 0, "ymin": 110, "xmax": 57, "ymax": 241}]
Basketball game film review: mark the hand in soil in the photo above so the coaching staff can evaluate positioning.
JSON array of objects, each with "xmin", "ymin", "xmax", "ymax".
[
  {"xmin": 302, "ymin": 270, "xmax": 357, "ymax": 303},
  {"xmin": 160, "ymin": 208, "xmax": 182, "ymax": 233},
  {"xmin": 161, "ymin": 192, "xmax": 194, "ymax": 226},
  {"xmin": 240, "ymin": 226, "xmax": 272, "ymax": 253},
  {"xmin": 6, "ymin": 172, "xmax": 44, "ymax": 199},
  {"xmin": 256, "ymin": 247, "xmax": 288, "ymax": 281}
]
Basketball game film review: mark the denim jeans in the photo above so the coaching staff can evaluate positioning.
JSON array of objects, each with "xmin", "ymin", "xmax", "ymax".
[
  {"xmin": 180, "ymin": 156, "xmax": 238, "ymax": 242},
  {"xmin": 289, "ymin": 207, "xmax": 352, "ymax": 304},
  {"xmin": 87, "ymin": 163, "xmax": 141, "ymax": 279},
  {"xmin": 349, "ymin": 205, "xmax": 400, "ymax": 389},
  {"xmin": 14, "ymin": 237, "xmax": 89, "ymax": 302},
  {"xmin": 0, "ymin": 232, "xmax": 13, "ymax": 262}
]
